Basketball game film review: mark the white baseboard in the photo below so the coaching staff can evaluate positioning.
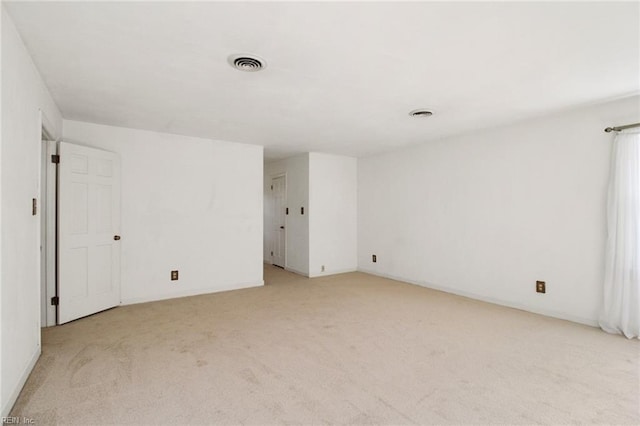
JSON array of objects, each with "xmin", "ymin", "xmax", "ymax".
[
  {"xmin": 120, "ymin": 280, "xmax": 264, "ymax": 306},
  {"xmin": 358, "ymin": 268, "xmax": 598, "ymax": 327},
  {"xmin": 308, "ymin": 267, "xmax": 358, "ymax": 278},
  {"xmin": 2, "ymin": 345, "xmax": 41, "ymax": 417},
  {"xmin": 285, "ymin": 266, "xmax": 309, "ymax": 277},
  {"xmin": 278, "ymin": 265, "xmax": 357, "ymax": 279}
]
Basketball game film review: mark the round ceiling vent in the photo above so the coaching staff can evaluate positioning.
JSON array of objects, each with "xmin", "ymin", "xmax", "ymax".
[
  {"xmin": 409, "ymin": 109, "xmax": 434, "ymax": 117},
  {"xmin": 228, "ymin": 54, "xmax": 267, "ymax": 72}
]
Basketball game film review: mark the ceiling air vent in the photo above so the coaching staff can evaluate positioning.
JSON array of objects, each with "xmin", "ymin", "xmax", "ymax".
[
  {"xmin": 409, "ymin": 109, "xmax": 433, "ymax": 117},
  {"xmin": 228, "ymin": 54, "xmax": 267, "ymax": 72}
]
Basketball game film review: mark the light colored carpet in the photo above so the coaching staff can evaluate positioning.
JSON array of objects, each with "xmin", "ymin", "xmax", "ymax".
[{"xmin": 10, "ymin": 266, "xmax": 640, "ymax": 425}]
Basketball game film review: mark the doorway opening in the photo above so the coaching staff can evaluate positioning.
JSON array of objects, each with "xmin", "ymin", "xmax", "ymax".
[{"xmin": 271, "ymin": 174, "xmax": 286, "ymax": 268}]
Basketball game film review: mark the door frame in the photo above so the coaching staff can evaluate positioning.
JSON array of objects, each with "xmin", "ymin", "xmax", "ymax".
[
  {"xmin": 270, "ymin": 173, "xmax": 287, "ymax": 268},
  {"xmin": 39, "ymin": 112, "xmax": 58, "ymax": 327}
]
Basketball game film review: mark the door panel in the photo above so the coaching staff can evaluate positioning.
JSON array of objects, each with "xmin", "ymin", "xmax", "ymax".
[{"xmin": 58, "ymin": 142, "xmax": 121, "ymax": 324}]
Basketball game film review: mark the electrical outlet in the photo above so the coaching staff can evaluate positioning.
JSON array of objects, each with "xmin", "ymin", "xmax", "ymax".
[
  {"xmin": 372, "ymin": 254, "xmax": 377, "ymax": 263},
  {"xmin": 171, "ymin": 270, "xmax": 179, "ymax": 281},
  {"xmin": 321, "ymin": 265, "xmax": 325, "ymax": 272},
  {"xmin": 536, "ymin": 280, "xmax": 546, "ymax": 293}
]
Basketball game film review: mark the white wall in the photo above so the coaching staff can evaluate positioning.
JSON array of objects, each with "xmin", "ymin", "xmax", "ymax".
[
  {"xmin": 264, "ymin": 155, "xmax": 309, "ymax": 276},
  {"xmin": 264, "ymin": 152, "xmax": 358, "ymax": 278},
  {"xmin": 358, "ymin": 95, "xmax": 640, "ymax": 326},
  {"xmin": 1, "ymin": 7, "xmax": 63, "ymax": 416},
  {"xmin": 63, "ymin": 120, "xmax": 263, "ymax": 304},
  {"xmin": 308, "ymin": 153, "xmax": 357, "ymax": 277}
]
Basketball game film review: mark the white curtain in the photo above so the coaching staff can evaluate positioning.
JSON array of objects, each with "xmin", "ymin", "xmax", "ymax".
[{"xmin": 600, "ymin": 130, "xmax": 640, "ymax": 339}]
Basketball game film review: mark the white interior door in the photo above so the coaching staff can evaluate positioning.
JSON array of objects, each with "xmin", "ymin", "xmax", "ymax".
[
  {"xmin": 58, "ymin": 142, "xmax": 121, "ymax": 324},
  {"xmin": 272, "ymin": 175, "xmax": 286, "ymax": 268}
]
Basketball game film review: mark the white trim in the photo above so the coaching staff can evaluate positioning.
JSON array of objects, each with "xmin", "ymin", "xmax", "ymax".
[
  {"xmin": 308, "ymin": 268, "xmax": 357, "ymax": 278},
  {"xmin": 39, "ymin": 109, "xmax": 57, "ymax": 141},
  {"xmin": 42, "ymin": 140, "xmax": 57, "ymax": 327},
  {"xmin": 1, "ymin": 346, "xmax": 41, "ymax": 417},
  {"xmin": 120, "ymin": 281, "xmax": 264, "ymax": 306},
  {"xmin": 285, "ymin": 266, "xmax": 309, "ymax": 277},
  {"xmin": 38, "ymin": 110, "xmax": 59, "ymax": 328},
  {"xmin": 358, "ymin": 268, "xmax": 598, "ymax": 327}
]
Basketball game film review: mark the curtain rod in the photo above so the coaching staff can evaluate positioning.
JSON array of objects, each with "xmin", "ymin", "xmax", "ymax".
[{"xmin": 604, "ymin": 122, "xmax": 640, "ymax": 133}]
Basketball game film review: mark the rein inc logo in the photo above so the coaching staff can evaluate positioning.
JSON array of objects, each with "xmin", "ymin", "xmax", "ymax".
[{"xmin": 2, "ymin": 417, "xmax": 34, "ymax": 425}]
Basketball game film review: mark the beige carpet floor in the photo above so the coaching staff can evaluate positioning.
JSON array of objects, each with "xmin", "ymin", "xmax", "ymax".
[{"xmin": 10, "ymin": 266, "xmax": 640, "ymax": 425}]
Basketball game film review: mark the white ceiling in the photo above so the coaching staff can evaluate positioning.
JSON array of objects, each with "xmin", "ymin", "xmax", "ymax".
[{"xmin": 5, "ymin": 1, "xmax": 640, "ymax": 160}]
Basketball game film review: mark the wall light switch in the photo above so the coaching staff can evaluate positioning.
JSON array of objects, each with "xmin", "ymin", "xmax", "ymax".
[{"xmin": 171, "ymin": 270, "xmax": 179, "ymax": 281}]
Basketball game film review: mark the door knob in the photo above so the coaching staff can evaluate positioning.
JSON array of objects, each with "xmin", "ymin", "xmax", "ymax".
[
  {"xmin": 114, "ymin": 235, "xmax": 121, "ymax": 241},
  {"xmin": 280, "ymin": 226, "xmax": 285, "ymax": 229}
]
